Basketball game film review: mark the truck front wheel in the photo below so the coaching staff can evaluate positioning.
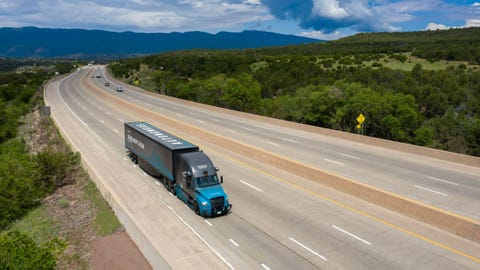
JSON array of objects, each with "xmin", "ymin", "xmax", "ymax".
[{"xmin": 194, "ymin": 201, "xmax": 200, "ymax": 215}]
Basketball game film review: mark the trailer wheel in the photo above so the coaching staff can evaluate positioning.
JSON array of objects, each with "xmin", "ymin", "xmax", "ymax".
[{"xmin": 131, "ymin": 154, "xmax": 138, "ymax": 164}]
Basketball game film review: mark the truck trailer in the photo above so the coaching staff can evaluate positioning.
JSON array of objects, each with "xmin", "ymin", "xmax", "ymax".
[{"xmin": 124, "ymin": 122, "xmax": 232, "ymax": 217}]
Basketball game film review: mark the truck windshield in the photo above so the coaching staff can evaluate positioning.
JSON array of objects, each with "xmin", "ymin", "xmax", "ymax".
[{"xmin": 195, "ymin": 175, "xmax": 219, "ymax": 188}]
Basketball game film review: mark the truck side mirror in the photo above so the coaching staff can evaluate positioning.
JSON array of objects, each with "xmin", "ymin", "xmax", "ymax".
[
  {"xmin": 184, "ymin": 171, "xmax": 192, "ymax": 187},
  {"xmin": 221, "ymin": 175, "xmax": 224, "ymax": 183}
]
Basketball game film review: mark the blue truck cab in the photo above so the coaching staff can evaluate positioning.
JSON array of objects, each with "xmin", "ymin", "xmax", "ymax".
[
  {"xmin": 125, "ymin": 122, "xmax": 231, "ymax": 217},
  {"xmin": 175, "ymin": 151, "xmax": 231, "ymax": 216}
]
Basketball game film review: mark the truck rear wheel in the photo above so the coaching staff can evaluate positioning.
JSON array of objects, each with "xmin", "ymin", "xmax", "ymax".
[
  {"xmin": 170, "ymin": 183, "xmax": 176, "ymax": 196},
  {"xmin": 162, "ymin": 178, "xmax": 169, "ymax": 189}
]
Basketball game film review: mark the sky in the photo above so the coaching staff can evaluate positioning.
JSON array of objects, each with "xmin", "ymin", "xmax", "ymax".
[{"xmin": 0, "ymin": 0, "xmax": 479, "ymax": 40}]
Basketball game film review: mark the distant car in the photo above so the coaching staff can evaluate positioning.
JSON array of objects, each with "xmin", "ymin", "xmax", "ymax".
[
  {"xmin": 116, "ymin": 86, "xmax": 123, "ymax": 92},
  {"xmin": 104, "ymin": 82, "xmax": 110, "ymax": 86}
]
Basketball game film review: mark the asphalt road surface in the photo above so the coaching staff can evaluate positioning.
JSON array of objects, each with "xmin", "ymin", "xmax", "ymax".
[{"xmin": 44, "ymin": 66, "xmax": 480, "ymax": 269}]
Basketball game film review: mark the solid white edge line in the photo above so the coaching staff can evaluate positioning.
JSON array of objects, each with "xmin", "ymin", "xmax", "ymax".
[
  {"xmin": 414, "ymin": 185, "xmax": 448, "ymax": 197},
  {"xmin": 56, "ymin": 77, "xmax": 114, "ymax": 154},
  {"xmin": 261, "ymin": 263, "xmax": 271, "ymax": 270},
  {"xmin": 240, "ymin": 180, "xmax": 264, "ymax": 192},
  {"xmin": 426, "ymin": 176, "xmax": 460, "ymax": 186},
  {"xmin": 332, "ymin": 225, "xmax": 372, "ymax": 246},
  {"xmin": 289, "ymin": 237, "xmax": 327, "ymax": 261}
]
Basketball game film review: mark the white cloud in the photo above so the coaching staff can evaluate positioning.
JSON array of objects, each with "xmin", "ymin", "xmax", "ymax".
[
  {"xmin": 128, "ymin": 0, "xmax": 150, "ymax": 6},
  {"xmin": 299, "ymin": 30, "xmax": 344, "ymax": 40},
  {"xmin": 425, "ymin": 22, "xmax": 448, "ymax": 30},
  {"xmin": 466, "ymin": 19, "xmax": 480, "ymax": 27},
  {"xmin": 243, "ymin": 0, "xmax": 261, "ymax": 5},
  {"xmin": 0, "ymin": 0, "xmax": 271, "ymax": 33},
  {"xmin": 425, "ymin": 18, "xmax": 480, "ymax": 31},
  {"xmin": 472, "ymin": 2, "xmax": 480, "ymax": 7},
  {"xmin": 312, "ymin": 0, "xmax": 348, "ymax": 19}
]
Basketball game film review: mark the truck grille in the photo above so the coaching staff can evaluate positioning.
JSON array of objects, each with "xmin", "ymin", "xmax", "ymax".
[{"xmin": 210, "ymin": 196, "xmax": 224, "ymax": 210}]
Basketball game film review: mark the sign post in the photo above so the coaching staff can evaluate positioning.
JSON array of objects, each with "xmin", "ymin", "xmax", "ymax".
[{"xmin": 356, "ymin": 113, "xmax": 365, "ymax": 135}]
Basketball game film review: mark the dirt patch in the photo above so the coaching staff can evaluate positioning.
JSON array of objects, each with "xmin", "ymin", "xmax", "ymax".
[
  {"xmin": 91, "ymin": 231, "xmax": 152, "ymax": 270},
  {"xmin": 45, "ymin": 172, "xmax": 96, "ymax": 269}
]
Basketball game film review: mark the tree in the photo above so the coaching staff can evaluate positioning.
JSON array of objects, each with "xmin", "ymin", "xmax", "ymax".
[
  {"xmin": 200, "ymin": 74, "xmax": 229, "ymax": 106},
  {"xmin": 414, "ymin": 126, "xmax": 434, "ymax": 146},
  {"xmin": 221, "ymin": 73, "xmax": 261, "ymax": 112}
]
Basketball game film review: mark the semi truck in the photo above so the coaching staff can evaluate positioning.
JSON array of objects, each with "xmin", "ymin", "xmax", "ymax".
[{"xmin": 124, "ymin": 122, "xmax": 232, "ymax": 217}]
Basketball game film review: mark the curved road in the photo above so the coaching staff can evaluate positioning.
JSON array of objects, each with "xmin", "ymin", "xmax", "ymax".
[{"xmin": 44, "ymin": 66, "xmax": 480, "ymax": 269}]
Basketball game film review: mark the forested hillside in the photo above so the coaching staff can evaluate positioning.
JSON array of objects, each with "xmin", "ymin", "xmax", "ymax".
[
  {"xmin": 255, "ymin": 27, "xmax": 480, "ymax": 64},
  {"xmin": 109, "ymin": 27, "xmax": 480, "ymax": 156}
]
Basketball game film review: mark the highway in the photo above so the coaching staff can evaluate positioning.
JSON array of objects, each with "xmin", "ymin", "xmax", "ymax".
[
  {"xmin": 45, "ymin": 66, "xmax": 480, "ymax": 269},
  {"xmin": 100, "ymin": 66, "xmax": 480, "ymax": 221}
]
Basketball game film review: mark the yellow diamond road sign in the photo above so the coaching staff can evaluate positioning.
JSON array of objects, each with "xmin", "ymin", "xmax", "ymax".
[{"xmin": 357, "ymin": 113, "xmax": 365, "ymax": 124}]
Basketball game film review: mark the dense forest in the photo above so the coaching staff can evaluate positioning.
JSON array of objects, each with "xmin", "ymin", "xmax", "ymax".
[
  {"xmin": 109, "ymin": 27, "xmax": 480, "ymax": 156},
  {"xmin": 0, "ymin": 63, "xmax": 76, "ymax": 268}
]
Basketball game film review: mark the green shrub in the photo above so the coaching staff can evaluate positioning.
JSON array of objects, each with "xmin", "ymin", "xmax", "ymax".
[{"xmin": 0, "ymin": 230, "xmax": 64, "ymax": 270}]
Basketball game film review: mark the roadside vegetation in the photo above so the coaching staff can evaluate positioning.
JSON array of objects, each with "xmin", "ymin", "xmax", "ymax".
[
  {"xmin": 109, "ymin": 27, "xmax": 480, "ymax": 156},
  {"xmin": 0, "ymin": 62, "xmax": 121, "ymax": 269}
]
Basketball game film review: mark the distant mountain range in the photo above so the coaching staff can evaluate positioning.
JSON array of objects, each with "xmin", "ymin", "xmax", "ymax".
[{"xmin": 0, "ymin": 27, "xmax": 320, "ymax": 59}]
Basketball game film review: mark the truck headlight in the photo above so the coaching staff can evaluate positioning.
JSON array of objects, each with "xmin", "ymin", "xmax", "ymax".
[{"xmin": 201, "ymin": 201, "xmax": 208, "ymax": 206}]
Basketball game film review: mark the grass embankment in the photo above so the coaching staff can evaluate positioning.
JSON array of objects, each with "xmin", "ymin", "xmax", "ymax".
[
  {"xmin": 6, "ymin": 106, "xmax": 122, "ymax": 269},
  {"xmin": 84, "ymin": 180, "xmax": 122, "ymax": 236}
]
